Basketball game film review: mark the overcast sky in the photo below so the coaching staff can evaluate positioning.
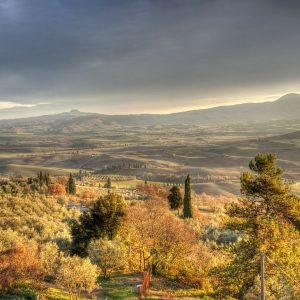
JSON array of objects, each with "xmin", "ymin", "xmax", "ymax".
[{"xmin": 1, "ymin": 0, "xmax": 300, "ymax": 115}]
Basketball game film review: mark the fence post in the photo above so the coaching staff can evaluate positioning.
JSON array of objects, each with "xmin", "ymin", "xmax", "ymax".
[{"xmin": 260, "ymin": 253, "xmax": 266, "ymax": 300}]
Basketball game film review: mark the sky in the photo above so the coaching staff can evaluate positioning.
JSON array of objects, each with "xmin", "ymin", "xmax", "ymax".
[{"xmin": 1, "ymin": 0, "xmax": 300, "ymax": 116}]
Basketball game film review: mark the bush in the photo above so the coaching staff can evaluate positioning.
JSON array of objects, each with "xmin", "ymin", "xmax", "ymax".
[
  {"xmin": 56, "ymin": 255, "xmax": 98, "ymax": 298},
  {"xmin": 48, "ymin": 183, "xmax": 66, "ymax": 196}
]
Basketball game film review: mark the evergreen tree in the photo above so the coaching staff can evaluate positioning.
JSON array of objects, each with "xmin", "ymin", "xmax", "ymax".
[
  {"xmin": 37, "ymin": 171, "xmax": 43, "ymax": 186},
  {"xmin": 71, "ymin": 193, "xmax": 126, "ymax": 256},
  {"xmin": 168, "ymin": 185, "xmax": 183, "ymax": 215},
  {"xmin": 106, "ymin": 177, "xmax": 112, "ymax": 189},
  {"xmin": 217, "ymin": 153, "xmax": 300, "ymax": 298},
  {"xmin": 183, "ymin": 175, "xmax": 193, "ymax": 218},
  {"xmin": 44, "ymin": 172, "xmax": 51, "ymax": 187},
  {"xmin": 66, "ymin": 174, "xmax": 76, "ymax": 195}
]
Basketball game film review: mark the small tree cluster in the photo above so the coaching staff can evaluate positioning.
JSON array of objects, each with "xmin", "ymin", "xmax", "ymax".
[{"xmin": 37, "ymin": 171, "xmax": 51, "ymax": 187}]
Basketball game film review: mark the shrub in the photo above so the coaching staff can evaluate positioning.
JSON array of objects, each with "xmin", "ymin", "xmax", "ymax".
[
  {"xmin": 80, "ymin": 189, "xmax": 96, "ymax": 200},
  {"xmin": 56, "ymin": 256, "xmax": 98, "ymax": 298},
  {"xmin": 48, "ymin": 183, "xmax": 66, "ymax": 196}
]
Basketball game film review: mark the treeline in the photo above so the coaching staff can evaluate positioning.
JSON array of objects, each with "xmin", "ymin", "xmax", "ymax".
[
  {"xmin": 0, "ymin": 172, "xmax": 76, "ymax": 197},
  {"xmin": 99, "ymin": 162, "xmax": 147, "ymax": 172},
  {"xmin": 142, "ymin": 173, "xmax": 238, "ymax": 184}
]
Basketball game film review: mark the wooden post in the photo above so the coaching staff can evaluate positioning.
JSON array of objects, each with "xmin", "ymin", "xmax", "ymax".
[{"xmin": 260, "ymin": 253, "xmax": 266, "ymax": 300}]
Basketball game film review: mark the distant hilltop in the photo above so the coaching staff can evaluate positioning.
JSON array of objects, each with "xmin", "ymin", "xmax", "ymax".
[{"xmin": 1, "ymin": 93, "xmax": 300, "ymax": 128}]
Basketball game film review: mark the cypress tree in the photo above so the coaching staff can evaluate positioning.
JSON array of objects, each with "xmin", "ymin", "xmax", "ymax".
[
  {"xmin": 183, "ymin": 174, "xmax": 193, "ymax": 218},
  {"xmin": 106, "ymin": 177, "xmax": 112, "ymax": 189},
  {"xmin": 37, "ymin": 171, "xmax": 43, "ymax": 186},
  {"xmin": 44, "ymin": 172, "xmax": 51, "ymax": 187},
  {"xmin": 66, "ymin": 174, "xmax": 76, "ymax": 195}
]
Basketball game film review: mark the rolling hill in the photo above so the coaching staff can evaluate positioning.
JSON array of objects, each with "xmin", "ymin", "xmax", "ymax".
[{"xmin": 1, "ymin": 93, "xmax": 300, "ymax": 131}]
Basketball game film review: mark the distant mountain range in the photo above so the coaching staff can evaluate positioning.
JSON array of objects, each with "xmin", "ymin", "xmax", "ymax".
[{"xmin": 1, "ymin": 93, "xmax": 300, "ymax": 130}]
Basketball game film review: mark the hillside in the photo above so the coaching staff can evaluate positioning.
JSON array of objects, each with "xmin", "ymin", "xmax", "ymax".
[
  {"xmin": 1, "ymin": 94, "xmax": 300, "ymax": 131},
  {"xmin": 1, "ymin": 94, "xmax": 300, "ymax": 196}
]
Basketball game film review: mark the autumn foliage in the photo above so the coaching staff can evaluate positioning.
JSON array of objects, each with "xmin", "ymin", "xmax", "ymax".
[
  {"xmin": 48, "ymin": 183, "xmax": 66, "ymax": 196},
  {"xmin": 0, "ymin": 245, "xmax": 41, "ymax": 290},
  {"xmin": 137, "ymin": 183, "xmax": 169, "ymax": 199},
  {"xmin": 57, "ymin": 176, "xmax": 68, "ymax": 186},
  {"xmin": 80, "ymin": 189, "xmax": 96, "ymax": 200}
]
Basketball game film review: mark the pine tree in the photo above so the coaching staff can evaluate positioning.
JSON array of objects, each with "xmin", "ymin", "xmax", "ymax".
[
  {"xmin": 66, "ymin": 174, "xmax": 76, "ymax": 195},
  {"xmin": 183, "ymin": 175, "xmax": 193, "ymax": 218},
  {"xmin": 168, "ymin": 185, "xmax": 183, "ymax": 215},
  {"xmin": 217, "ymin": 153, "xmax": 300, "ymax": 298}
]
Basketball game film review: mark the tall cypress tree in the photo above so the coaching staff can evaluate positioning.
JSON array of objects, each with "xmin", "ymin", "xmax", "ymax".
[
  {"xmin": 183, "ymin": 174, "xmax": 193, "ymax": 218},
  {"xmin": 106, "ymin": 177, "xmax": 112, "ymax": 189},
  {"xmin": 66, "ymin": 174, "xmax": 76, "ymax": 195}
]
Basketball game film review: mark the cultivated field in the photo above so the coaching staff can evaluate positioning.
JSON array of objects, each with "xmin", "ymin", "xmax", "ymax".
[{"xmin": 2, "ymin": 117, "xmax": 300, "ymax": 195}]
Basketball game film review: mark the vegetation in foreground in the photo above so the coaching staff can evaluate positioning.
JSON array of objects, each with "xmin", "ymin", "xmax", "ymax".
[{"xmin": 0, "ymin": 153, "xmax": 300, "ymax": 299}]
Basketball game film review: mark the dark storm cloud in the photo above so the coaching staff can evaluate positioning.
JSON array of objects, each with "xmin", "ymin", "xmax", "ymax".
[{"xmin": 1, "ymin": 0, "xmax": 300, "ymax": 113}]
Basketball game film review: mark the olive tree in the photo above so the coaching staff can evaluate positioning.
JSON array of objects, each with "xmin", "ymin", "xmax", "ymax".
[
  {"xmin": 56, "ymin": 256, "xmax": 98, "ymax": 299},
  {"xmin": 88, "ymin": 238, "xmax": 125, "ymax": 278}
]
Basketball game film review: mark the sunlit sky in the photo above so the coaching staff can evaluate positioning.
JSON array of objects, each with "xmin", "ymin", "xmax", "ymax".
[{"xmin": 1, "ymin": 0, "xmax": 300, "ymax": 116}]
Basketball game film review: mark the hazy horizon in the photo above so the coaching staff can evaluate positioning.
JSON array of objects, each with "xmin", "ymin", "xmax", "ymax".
[{"xmin": 0, "ymin": 92, "xmax": 299, "ymax": 120}]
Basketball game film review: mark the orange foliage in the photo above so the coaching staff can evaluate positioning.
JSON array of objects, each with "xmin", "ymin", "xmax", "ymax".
[
  {"xmin": 57, "ymin": 176, "xmax": 68, "ymax": 186},
  {"xmin": 137, "ymin": 183, "xmax": 169, "ymax": 200},
  {"xmin": 0, "ymin": 245, "xmax": 41, "ymax": 290},
  {"xmin": 48, "ymin": 183, "xmax": 66, "ymax": 196},
  {"xmin": 80, "ymin": 189, "xmax": 96, "ymax": 200},
  {"xmin": 68, "ymin": 194, "xmax": 79, "ymax": 202}
]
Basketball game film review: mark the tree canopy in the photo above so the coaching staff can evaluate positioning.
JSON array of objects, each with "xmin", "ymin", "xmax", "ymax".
[
  {"xmin": 217, "ymin": 153, "xmax": 300, "ymax": 298},
  {"xmin": 71, "ymin": 193, "xmax": 126, "ymax": 256},
  {"xmin": 168, "ymin": 185, "xmax": 183, "ymax": 214}
]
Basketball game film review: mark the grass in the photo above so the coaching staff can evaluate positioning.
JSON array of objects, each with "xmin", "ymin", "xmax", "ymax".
[
  {"xmin": 0, "ymin": 285, "xmax": 38, "ymax": 299},
  {"xmin": 0, "ymin": 273, "xmax": 212, "ymax": 300},
  {"xmin": 0, "ymin": 285, "xmax": 92, "ymax": 300},
  {"xmin": 96, "ymin": 272, "xmax": 212, "ymax": 300},
  {"xmin": 42, "ymin": 287, "xmax": 79, "ymax": 300},
  {"xmin": 145, "ymin": 276, "xmax": 212, "ymax": 299},
  {"xmin": 97, "ymin": 272, "xmax": 141, "ymax": 299}
]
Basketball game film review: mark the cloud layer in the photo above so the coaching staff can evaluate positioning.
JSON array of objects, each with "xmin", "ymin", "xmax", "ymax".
[{"xmin": 1, "ymin": 0, "xmax": 300, "ymax": 114}]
